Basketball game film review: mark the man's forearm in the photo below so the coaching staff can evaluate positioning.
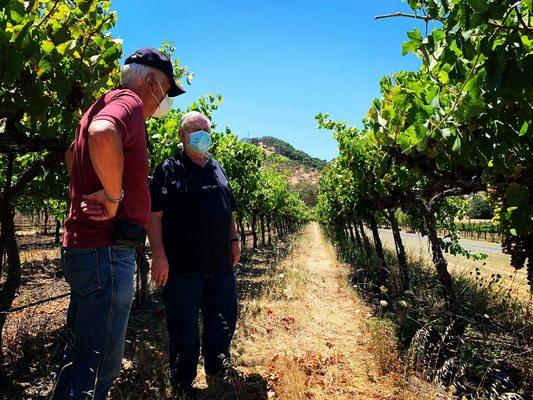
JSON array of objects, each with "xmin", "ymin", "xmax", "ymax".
[
  {"xmin": 230, "ymin": 215, "xmax": 238, "ymax": 239},
  {"xmin": 88, "ymin": 120, "xmax": 123, "ymax": 199},
  {"xmin": 148, "ymin": 212, "xmax": 167, "ymax": 258}
]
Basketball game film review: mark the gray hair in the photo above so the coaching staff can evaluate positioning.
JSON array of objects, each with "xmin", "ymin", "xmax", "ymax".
[
  {"xmin": 180, "ymin": 111, "xmax": 212, "ymax": 133},
  {"xmin": 121, "ymin": 63, "xmax": 166, "ymax": 89}
]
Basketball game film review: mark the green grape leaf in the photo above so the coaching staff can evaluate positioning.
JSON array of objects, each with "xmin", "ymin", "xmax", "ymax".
[
  {"xmin": 452, "ymin": 136, "xmax": 461, "ymax": 152},
  {"xmin": 518, "ymin": 121, "xmax": 529, "ymax": 137},
  {"xmin": 466, "ymin": 0, "xmax": 488, "ymax": 13},
  {"xmin": 42, "ymin": 40, "xmax": 55, "ymax": 54},
  {"xmin": 101, "ymin": 44, "xmax": 120, "ymax": 62}
]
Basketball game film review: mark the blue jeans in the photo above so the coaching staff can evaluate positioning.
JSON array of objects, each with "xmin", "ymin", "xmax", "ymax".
[
  {"xmin": 163, "ymin": 268, "xmax": 238, "ymax": 387},
  {"xmin": 52, "ymin": 246, "xmax": 136, "ymax": 400}
]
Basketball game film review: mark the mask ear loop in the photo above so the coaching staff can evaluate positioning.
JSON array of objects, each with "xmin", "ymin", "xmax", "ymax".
[
  {"xmin": 156, "ymin": 78, "xmax": 166, "ymax": 99},
  {"xmin": 150, "ymin": 77, "xmax": 167, "ymax": 106}
]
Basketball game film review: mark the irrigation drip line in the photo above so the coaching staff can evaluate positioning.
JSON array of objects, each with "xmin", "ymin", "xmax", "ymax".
[{"xmin": 1, "ymin": 292, "xmax": 70, "ymax": 314}]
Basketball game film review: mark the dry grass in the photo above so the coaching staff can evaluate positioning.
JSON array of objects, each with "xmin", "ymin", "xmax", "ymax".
[
  {"xmin": 361, "ymin": 319, "xmax": 402, "ymax": 375},
  {"xmin": 377, "ymin": 230, "xmax": 531, "ymax": 301},
  {"xmin": 5, "ymin": 224, "xmax": 451, "ymax": 399},
  {"xmin": 2, "ymin": 236, "xmax": 68, "ymax": 399},
  {"xmin": 268, "ymin": 355, "xmax": 308, "ymax": 400},
  {"xmin": 333, "ymin": 227, "xmax": 532, "ymax": 399},
  {"xmin": 233, "ymin": 222, "xmax": 449, "ymax": 400}
]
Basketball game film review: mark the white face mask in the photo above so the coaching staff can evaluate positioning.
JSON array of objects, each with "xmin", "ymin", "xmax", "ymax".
[{"xmin": 150, "ymin": 78, "xmax": 172, "ymax": 118}]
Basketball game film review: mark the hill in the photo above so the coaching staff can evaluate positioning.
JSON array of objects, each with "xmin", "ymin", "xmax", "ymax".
[
  {"xmin": 246, "ymin": 136, "xmax": 327, "ymax": 170},
  {"xmin": 246, "ymin": 136, "xmax": 324, "ymax": 207}
]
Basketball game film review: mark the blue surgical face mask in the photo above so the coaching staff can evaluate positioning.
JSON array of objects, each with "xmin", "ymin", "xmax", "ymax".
[{"xmin": 188, "ymin": 130, "xmax": 212, "ymax": 154}]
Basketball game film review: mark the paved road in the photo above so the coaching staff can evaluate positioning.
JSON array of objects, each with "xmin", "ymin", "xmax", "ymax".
[{"xmin": 377, "ymin": 228, "xmax": 503, "ymax": 255}]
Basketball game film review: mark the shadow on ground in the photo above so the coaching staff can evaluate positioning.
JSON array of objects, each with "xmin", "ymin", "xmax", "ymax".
[
  {"xmin": 110, "ymin": 243, "xmax": 291, "ymax": 399},
  {"xmin": 2, "ymin": 237, "xmax": 293, "ymax": 399}
]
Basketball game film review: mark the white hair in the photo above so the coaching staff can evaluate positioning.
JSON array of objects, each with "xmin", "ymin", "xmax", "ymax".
[
  {"xmin": 180, "ymin": 111, "xmax": 212, "ymax": 133},
  {"xmin": 121, "ymin": 63, "xmax": 166, "ymax": 89}
]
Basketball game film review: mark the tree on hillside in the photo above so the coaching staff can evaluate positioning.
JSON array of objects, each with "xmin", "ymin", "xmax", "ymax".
[
  {"xmin": 247, "ymin": 136, "xmax": 327, "ymax": 169},
  {"xmin": 467, "ymin": 194, "xmax": 494, "ymax": 220}
]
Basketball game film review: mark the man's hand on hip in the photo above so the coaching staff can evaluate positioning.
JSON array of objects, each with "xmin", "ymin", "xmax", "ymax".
[
  {"xmin": 151, "ymin": 254, "xmax": 169, "ymax": 286},
  {"xmin": 81, "ymin": 189, "xmax": 119, "ymax": 221}
]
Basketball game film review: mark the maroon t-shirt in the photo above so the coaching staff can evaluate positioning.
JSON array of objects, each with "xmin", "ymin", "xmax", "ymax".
[{"xmin": 63, "ymin": 87, "xmax": 150, "ymax": 248}]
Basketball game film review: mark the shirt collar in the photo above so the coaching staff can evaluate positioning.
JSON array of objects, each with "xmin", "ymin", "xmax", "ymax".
[{"xmin": 181, "ymin": 149, "xmax": 213, "ymax": 169}]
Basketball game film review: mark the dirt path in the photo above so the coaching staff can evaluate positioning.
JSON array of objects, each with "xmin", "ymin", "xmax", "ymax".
[
  {"xmin": 4, "ymin": 223, "xmax": 449, "ymax": 399},
  {"xmin": 229, "ymin": 222, "xmax": 444, "ymax": 400}
]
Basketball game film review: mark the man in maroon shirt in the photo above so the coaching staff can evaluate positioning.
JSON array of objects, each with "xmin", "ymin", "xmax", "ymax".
[{"xmin": 53, "ymin": 49, "xmax": 185, "ymax": 400}]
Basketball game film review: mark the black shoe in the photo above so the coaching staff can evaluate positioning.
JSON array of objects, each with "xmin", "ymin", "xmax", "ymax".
[
  {"xmin": 171, "ymin": 383, "xmax": 196, "ymax": 400},
  {"xmin": 206, "ymin": 367, "xmax": 246, "ymax": 392}
]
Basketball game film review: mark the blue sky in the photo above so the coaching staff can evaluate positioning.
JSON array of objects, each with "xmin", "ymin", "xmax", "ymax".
[{"xmin": 111, "ymin": 0, "xmax": 429, "ymax": 161}]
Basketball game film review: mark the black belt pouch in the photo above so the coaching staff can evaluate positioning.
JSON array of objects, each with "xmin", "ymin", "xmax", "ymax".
[{"xmin": 112, "ymin": 220, "xmax": 147, "ymax": 246}]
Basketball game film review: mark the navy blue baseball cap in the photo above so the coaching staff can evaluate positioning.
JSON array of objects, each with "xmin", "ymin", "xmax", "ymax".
[{"xmin": 124, "ymin": 48, "xmax": 185, "ymax": 97}]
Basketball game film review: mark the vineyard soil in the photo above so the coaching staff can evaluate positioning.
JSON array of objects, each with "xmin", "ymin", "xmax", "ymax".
[
  {"xmin": 230, "ymin": 222, "xmax": 448, "ymax": 400},
  {"xmin": 3, "ymin": 223, "xmax": 451, "ymax": 399}
]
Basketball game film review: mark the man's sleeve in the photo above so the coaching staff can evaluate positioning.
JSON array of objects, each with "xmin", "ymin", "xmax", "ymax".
[
  {"xmin": 68, "ymin": 125, "xmax": 79, "ymax": 151},
  {"xmin": 220, "ymin": 166, "xmax": 238, "ymax": 212},
  {"xmin": 92, "ymin": 91, "xmax": 142, "ymax": 143},
  {"xmin": 150, "ymin": 163, "xmax": 169, "ymax": 212},
  {"xmin": 228, "ymin": 187, "xmax": 238, "ymax": 212}
]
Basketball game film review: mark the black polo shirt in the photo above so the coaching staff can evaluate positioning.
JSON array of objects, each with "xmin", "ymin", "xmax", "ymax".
[{"xmin": 149, "ymin": 150, "xmax": 237, "ymax": 274}]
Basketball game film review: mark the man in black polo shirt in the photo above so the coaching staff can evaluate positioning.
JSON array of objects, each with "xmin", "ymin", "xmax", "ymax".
[{"xmin": 147, "ymin": 111, "xmax": 241, "ymax": 396}]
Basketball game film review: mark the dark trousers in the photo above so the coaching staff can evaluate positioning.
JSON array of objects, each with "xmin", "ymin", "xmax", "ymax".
[{"xmin": 163, "ymin": 268, "xmax": 238, "ymax": 387}]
